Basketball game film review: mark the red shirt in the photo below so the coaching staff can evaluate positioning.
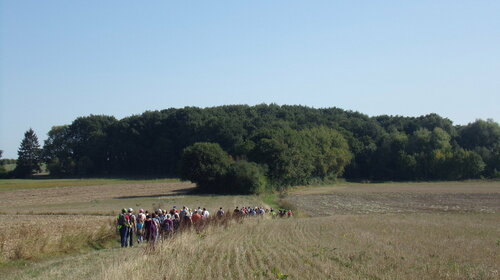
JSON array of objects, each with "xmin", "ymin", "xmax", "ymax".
[{"xmin": 191, "ymin": 213, "xmax": 202, "ymax": 223}]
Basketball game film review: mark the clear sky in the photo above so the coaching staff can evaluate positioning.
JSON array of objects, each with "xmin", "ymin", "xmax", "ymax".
[{"xmin": 1, "ymin": 1, "xmax": 499, "ymax": 159}]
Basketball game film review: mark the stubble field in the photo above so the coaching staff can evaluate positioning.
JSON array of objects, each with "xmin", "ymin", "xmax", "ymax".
[{"xmin": 1, "ymin": 179, "xmax": 499, "ymax": 280}]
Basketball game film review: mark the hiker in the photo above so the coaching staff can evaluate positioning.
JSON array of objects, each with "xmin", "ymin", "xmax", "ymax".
[
  {"xmin": 233, "ymin": 207, "xmax": 240, "ymax": 216},
  {"xmin": 173, "ymin": 213, "xmax": 181, "ymax": 231},
  {"xmin": 158, "ymin": 209, "xmax": 165, "ymax": 223},
  {"xmin": 202, "ymin": 208, "xmax": 210, "ymax": 219},
  {"xmin": 116, "ymin": 208, "xmax": 130, "ymax": 248},
  {"xmin": 217, "ymin": 207, "xmax": 224, "ymax": 218},
  {"xmin": 191, "ymin": 210, "xmax": 202, "ymax": 224},
  {"xmin": 278, "ymin": 210, "xmax": 285, "ymax": 218},
  {"xmin": 287, "ymin": 210, "xmax": 293, "ymax": 218},
  {"xmin": 270, "ymin": 208, "xmax": 277, "ymax": 218},
  {"xmin": 161, "ymin": 214, "xmax": 174, "ymax": 239},
  {"xmin": 169, "ymin": 206, "xmax": 178, "ymax": 215},
  {"xmin": 127, "ymin": 208, "xmax": 136, "ymax": 247},
  {"xmin": 145, "ymin": 213, "xmax": 158, "ymax": 243},
  {"xmin": 152, "ymin": 213, "xmax": 160, "ymax": 241},
  {"xmin": 136, "ymin": 209, "xmax": 146, "ymax": 243},
  {"xmin": 181, "ymin": 208, "xmax": 191, "ymax": 227},
  {"xmin": 180, "ymin": 206, "xmax": 187, "ymax": 220}
]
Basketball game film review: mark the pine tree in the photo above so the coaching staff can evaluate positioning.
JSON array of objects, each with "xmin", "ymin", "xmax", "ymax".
[
  {"xmin": 0, "ymin": 150, "xmax": 6, "ymax": 175},
  {"xmin": 15, "ymin": 128, "xmax": 42, "ymax": 177}
]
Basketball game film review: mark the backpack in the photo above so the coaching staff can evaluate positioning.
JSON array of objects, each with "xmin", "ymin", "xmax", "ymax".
[{"xmin": 117, "ymin": 214, "xmax": 127, "ymax": 226}]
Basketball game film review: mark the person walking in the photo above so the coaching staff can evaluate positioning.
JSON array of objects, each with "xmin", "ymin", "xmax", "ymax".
[
  {"xmin": 217, "ymin": 207, "xmax": 224, "ymax": 218},
  {"xmin": 136, "ymin": 209, "xmax": 146, "ymax": 243},
  {"xmin": 173, "ymin": 213, "xmax": 180, "ymax": 231},
  {"xmin": 202, "ymin": 208, "xmax": 210, "ymax": 219},
  {"xmin": 117, "ymin": 208, "xmax": 130, "ymax": 248},
  {"xmin": 127, "ymin": 208, "xmax": 136, "ymax": 247},
  {"xmin": 161, "ymin": 214, "xmax": 174, "ymax": 239},
  {"xmin": 191, "ymin": 210, "xmax": 202, "ymax": 224}
]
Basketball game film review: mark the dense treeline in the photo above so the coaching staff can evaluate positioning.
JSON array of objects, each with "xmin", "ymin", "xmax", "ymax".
[{"xmin": 21, "ymin": 104, "xmax": 499, "ymax": 192}]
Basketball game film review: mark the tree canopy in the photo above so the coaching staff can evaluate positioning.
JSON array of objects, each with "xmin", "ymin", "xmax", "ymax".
[{"xmin": 21, "ymin": 104, "xmax": 499, "ymax": 192}]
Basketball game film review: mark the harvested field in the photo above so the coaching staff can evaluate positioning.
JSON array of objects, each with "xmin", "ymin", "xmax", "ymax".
[
  {"xmin": 6, "ymin": 213, "xmax": 499, "ymax": 280},
  {"xmin": 0, "ymin": 182, "xmax": 194, "ymax": 208},
  {"xmin": 2, "ymin": 180, "xmax": 499, "ymax": 279},
  {"xmin": 286, "ymin": 181, "xmax": 500, "ymax": 215},
  {"xmin": 0, "ymin": 182, "xmax": 264, "ymax": 215},
  {"xmin": 0, "ymin": 178, "xmax": 179, "ymax": 191}
]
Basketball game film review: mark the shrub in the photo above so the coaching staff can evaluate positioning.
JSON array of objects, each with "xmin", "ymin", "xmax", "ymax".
[
  {"xmin": 179, "ymin": 142, "xmax": 232, "ymax": 192},
  {"xmin": 225, "ymin": 160, "xmax": 267, "ymax": 194}
]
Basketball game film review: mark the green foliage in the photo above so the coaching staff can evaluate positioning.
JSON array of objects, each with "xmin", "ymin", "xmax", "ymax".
[
  {"xmin": 304, "ymin": 126, "xmax": 352, "ymax": 179},
  {"xmin": 36, "ymin": 104, "xmax": 500, "ymax": 182},
  {"xmin": 180, "ymin": 143, "xmax": 267, "ymax": 194},
  {"xmin": 251, "ymin": 127, "xmax": 352, "ymax": 186},
  {"xmin": 43, "ymin": 125, "xmax": 76, "ymax": 176},
  {"xmin": 179, "ymin": 142, "xmax": 232, "ymax": 192},
  {"xmin": 14, "ymin": 129, "xmax": 42, "ymax": 178},
  {"xmin": 0, "ymin": 151, "xmax": 6, "ymax": 176},
  {"xmin": 271, "ymin": 267, "xmax": 289, "ymax": 279},
  {"xmin": 225, "ymin": 160, "xmax": 267, "ymax": 194}
]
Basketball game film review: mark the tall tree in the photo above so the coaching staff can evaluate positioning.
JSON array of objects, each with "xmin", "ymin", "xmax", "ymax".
[
  {"xmin": 0, "ymin": 150, "xmax": 6, "ymax": 175},
  {"xmin": 15, "ymin": 128, "xmax": 42, "ymax": 177}
]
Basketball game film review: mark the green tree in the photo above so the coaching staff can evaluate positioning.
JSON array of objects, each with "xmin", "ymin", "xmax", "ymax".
[
  {"xmin": 251, "ymin": 127, "xmax": 352, "ymax": 187},
  {"xmin": 179, "ymin": 142, "xmax": 232, "ymax": 192},
  {"xmin": 0, "ymin": 150, "xmax": 6, "ymax": 175},
  {"xmin": 304, "ymin": 127, "xmax": 352, "ymax": 179},
  {"xmin": 447, "ymin": 149, "xmax": 485, "ymax": 179},
  {"xmin": 43, "ymin": 125, "xmax": 76, "ymax": 176},
  {"xmin": 225, "ymin": 160, "xmax": 267, "ymax": 194},
  {"xmin": 15, "ymin": 128, "xmax": 42, "ymax": 177}
]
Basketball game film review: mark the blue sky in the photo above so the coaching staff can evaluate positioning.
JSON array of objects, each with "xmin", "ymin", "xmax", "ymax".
[{"xmin": 1, "ymin": 0, "xmax": 499, "ymax": 158}]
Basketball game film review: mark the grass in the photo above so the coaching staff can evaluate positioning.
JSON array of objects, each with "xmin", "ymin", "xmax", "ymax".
[{"xmin": 0, "ymin": 215, "xmax": 116, "ymax": 265}]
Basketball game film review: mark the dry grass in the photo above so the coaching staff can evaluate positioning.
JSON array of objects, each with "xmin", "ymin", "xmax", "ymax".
[
  {"xmin": 0, "ymin": 215, "xmax": 115, "ymax": 264},
  {"xmin": 13, "ymin": 213, "xmax": 493, "ymax": 280}
]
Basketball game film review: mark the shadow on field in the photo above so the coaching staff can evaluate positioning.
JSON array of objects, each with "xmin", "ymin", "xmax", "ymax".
[{"xmin": 114, "ymin": 188, "xmax": 192, "ymax": 199}]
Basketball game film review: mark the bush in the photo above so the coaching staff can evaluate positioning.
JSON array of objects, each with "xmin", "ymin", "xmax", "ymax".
[
  {"xmin": 225, "ymin": 160, "xmax": 267, "ymax": 194},
  {"xmin": 180, "ymin": 143, "xmax": 269, "ymax": 194},
  {"xmin": 179, "ymin": 142, "xmax": 232, "ymax": 192}
]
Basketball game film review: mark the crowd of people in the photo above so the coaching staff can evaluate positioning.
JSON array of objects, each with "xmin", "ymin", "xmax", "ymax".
[{"xmin": 116, "ymin": 206, "xmax": 293, "ymax": 248}]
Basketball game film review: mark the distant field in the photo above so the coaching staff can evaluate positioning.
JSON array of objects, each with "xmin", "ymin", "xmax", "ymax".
[
  {"xmin": 1, "ymin": 180, "xmax": 499, "ymax": 279},
  {"xmin": 287, "ymin": 181, "xmax": 500, "ymax": 216},
  {"xmin": 0, "ymin": 178, "xmax": 180, "ymax": 191},
  {"xmin": 0, "ymin": 180, "xmax": 264, "ymax": 215}
]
